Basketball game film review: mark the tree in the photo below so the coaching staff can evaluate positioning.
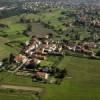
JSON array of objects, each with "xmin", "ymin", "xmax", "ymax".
[
  {"xmin": 75, "ymin": 33, "xmax": 80, "ymax": 40},
  {"xmin": 27, "ymin": 24, "xmax": 32, "ymax": 31},
  {"xmin": 20, "ymin": 17, "xmax": 25, "ymax": 23},
  {"xmin": 48, "ymin": 33, "xmax": 53, "ymax": 38},
  {"xmin": 96, "ymin": 51, "xmax": 100, "ymax": 56},
  {"xmin": 61, "ymin": 68, "xmax": 68, "ymax": 75},
  {"xmin": 9, "ymin": 53, "xmax": 15, "ymax": 64}
]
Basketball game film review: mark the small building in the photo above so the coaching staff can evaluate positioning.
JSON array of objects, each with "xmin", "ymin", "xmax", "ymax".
[
  {"xmin": 14, "ymin": 54, "xmax": 28, "ymax": 63},
  {"xmin": 36, "ymin": 72, "xmax": 49, "ymax": 80}
]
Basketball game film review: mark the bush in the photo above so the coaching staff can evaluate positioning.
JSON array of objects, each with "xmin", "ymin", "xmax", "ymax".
[
  {"xmin": 96, "ymin": 51, "xmax": 100, "ymax": 56},
  {"xmin": 0, "ymin": 34, "xmax": 8, "ymax": 37},
  {"xmin": 9, "ymin": 89, "xmax": 15, "ymax": 93}
]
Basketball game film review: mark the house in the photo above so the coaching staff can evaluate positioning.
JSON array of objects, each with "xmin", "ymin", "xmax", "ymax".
[
  {"xmin": 14, "ymin": 54, "xmax": 28, "ymax": 64},
  {"xmin": 66, "ymin": 45, "xmax": 76, "ymax": 52},
  {"xmin": 36, "ymin": 72, "xmax": 49, "ymax": 80},
  {"xmin": 35, "ymin": 48, "xmax": 45, "ymax": 55},
  {"xmin": 56, "ymin": 45, "xmax": 63, "ymax": 52},
  {"xmin": 75, "ymin": 45, "xmax": 82, "ymax": 52},
  {"xmin": 83, "ymin": 42, "xmax": 97, "ymax": 49},
  {"xmin": 43, "ymin": 40, "xmax": 49, "ymax": 45},
  {"xmin": 33, "ymin": 58, "xmax": 41, "ymax": 65},
  {"xmin": 25, "ymin": 58, "xmax": 41, "ymax": 69},
  {"xmin": 32, "ymin": 53, "xmax": 46, "ymax": 60},
  {"xmin": 25, "ymin": 44, "xmax": 36, "ymax": 54},
  {"xmin": 49, "ymin": 44, "xmax": 57, "ymax": 51},
  {"xmin": 25, "ymin": 40, "xmax": 30, "ymax": 46}
]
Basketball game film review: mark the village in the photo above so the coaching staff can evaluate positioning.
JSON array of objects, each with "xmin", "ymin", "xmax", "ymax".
[
  {"xmin": 0, "ymin": 2, "xmax": 100, "ymax": 85},
  {"xmin": 0, "ymin": 32, "xmax": 99, "ymax": 84}
]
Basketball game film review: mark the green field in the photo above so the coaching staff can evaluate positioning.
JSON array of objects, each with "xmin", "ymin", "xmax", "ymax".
[
  {"xmin": 0, "ymin": 94, "xmax": 37, "ymax": 100},
  {"xmin": 0, "ymin": 56, "xmax": 100, "ymax": 100},
  {"xmin": 0, "ymin": 13, "xmax": 54, "ymax": 59}
]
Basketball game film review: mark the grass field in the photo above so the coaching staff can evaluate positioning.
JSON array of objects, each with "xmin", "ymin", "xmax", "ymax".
[
  {"xmin": 0, "ymin": 56, "xmax": 100, "ymax": 100},
  {"xmin": 0, "ymin": 93, "xmax": 37, "ymax": 100},
  {"xmin": 0, "ymin": 13, "xmax": 55, "ymax": 59},
  {"xmin": 0, "ymin": 15, "xmax": 28, "ymax": 59},
  {"xmin": 41, "ymin": 56, "xmax": 100, "ymax": 100}
]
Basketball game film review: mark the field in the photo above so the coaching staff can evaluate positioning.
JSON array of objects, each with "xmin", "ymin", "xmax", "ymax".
[
  {"xmin": 0, "ymin": 56, "xmax": 100, "ymax": 100},
  {"xmin": 0, "ymin": 13, "xmax": 55, "ymax": 59},
  {"xmin": 0, "ymin": 93, "xmax": 37, "ymax": 100},
  {"xmin": 0, "ymin": 8, "xmax": 100, "ymax": 100},
  {"xmin": 0, "ymin": 9, "xmax": 70, "ymax": 59}
]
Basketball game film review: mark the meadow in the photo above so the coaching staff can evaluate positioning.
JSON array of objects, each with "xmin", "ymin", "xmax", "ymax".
[{"xmin": 0, "ymin": 56, "xmax": 100, "ymax": 100}]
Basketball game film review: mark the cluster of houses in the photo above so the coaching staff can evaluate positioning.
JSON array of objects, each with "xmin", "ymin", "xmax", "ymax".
[
  {"xmin": 75, "ymin": 6, "xmax": 100, "ymax": 28},
  {"xmin": 76, "ymin": 15, "xmax": 100, "ymax": 28},
  {"xmin": 63, "ymin": 41, "xmax": 97, "ymax": 57},
  {"xmin": 32, "ymin": 66, "xmax": 67, "ymax": 83},
  {"xmin": 22, "ymin": 1, "xmax": 67, "ymax": 12},
  {"xmin": 14, "ymin": 35, "xmax": 63, "ymax": 69},
  {"xmin": 11, "ymin": 33, "xmax": 99, "ymax": 82},
  {"xmin": 14, "ymin": 35, "xmax": 98, "ymax": 68},
  {"xmin": 13, "ymin": 35, "xmax": 67, "ymax": 83}
]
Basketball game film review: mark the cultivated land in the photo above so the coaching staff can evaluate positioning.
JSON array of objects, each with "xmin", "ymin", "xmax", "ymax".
[{"xmin": 0, "ymin": 7, "xmax": 100, "ymax": 100}]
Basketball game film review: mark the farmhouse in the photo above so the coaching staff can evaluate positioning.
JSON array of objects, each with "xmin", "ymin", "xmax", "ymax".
[
  {"xmin": 35, "ymin": 72, "xmax": 49, "ymax": 80},
  {"xmin": 14, "ymin": 54, "xmax": 28, "ymax": 64}
]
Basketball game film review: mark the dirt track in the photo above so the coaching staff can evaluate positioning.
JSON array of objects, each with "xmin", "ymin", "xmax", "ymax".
[{"xmin": 0, "ymin": 84, "xmax": 43, "ymax": 93}]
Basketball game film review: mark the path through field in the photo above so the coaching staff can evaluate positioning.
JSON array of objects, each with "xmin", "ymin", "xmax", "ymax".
[{"xmin": 0, "ymin": 84, "xmax": 43, "ymax": 93}]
